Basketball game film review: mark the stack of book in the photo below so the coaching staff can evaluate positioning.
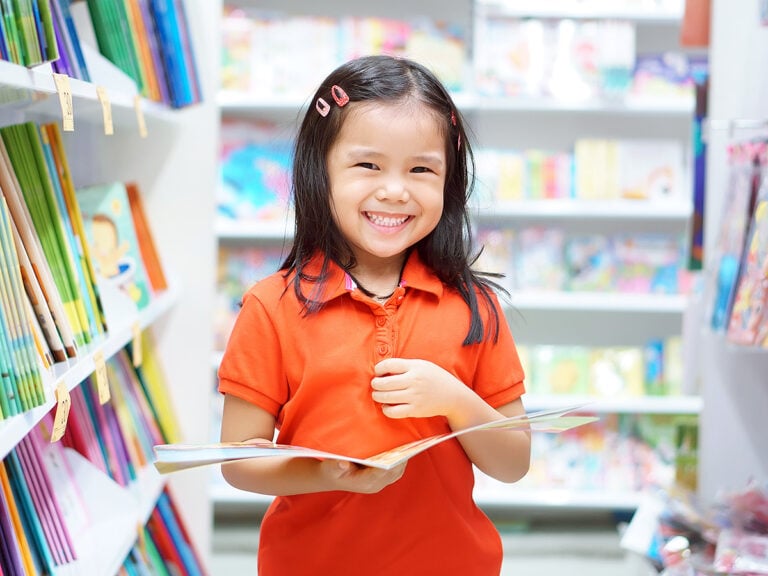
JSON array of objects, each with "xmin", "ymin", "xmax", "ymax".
[
  {"xmin": 82, "ymin": 0, "xmax": 202, "ymax": 108},
  {"xmin": 0, "ymin": 119, "xmax": 168, "ymax": 419},
  {"xmin": 0, "ymin": 336, "xmax": 203, "ymax": 574}
]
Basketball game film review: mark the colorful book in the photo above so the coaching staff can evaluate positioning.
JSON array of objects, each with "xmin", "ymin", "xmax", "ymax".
[
  {"xmin": 726, "ymin": 174, "xmax": 768, "ymax": 347},
  {"xmin": 76, "ymin": 181, "xmax": 152, "ymax": 312},
  {"xmin": 125, "ymin": 182, "xmax": 167, "ymax": 293},
  {"xmin": 0, "ymin": 122, "xmax": 91, "ymax": 348},
  {"xmin": 0, "ymin": 136, "xmax": 76, "ymax": 360}
]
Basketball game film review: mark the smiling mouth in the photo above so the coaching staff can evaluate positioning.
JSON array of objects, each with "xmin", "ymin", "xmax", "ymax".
[{"xmin": 365, "ymin": 212, "xmax": 411, "ymax": 227}]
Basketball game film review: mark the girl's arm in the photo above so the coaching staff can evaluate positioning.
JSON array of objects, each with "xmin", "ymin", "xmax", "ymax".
[
  {"xmin": 450, "ymin": 397, "xmax": 531, "ymax": 484},
  {"xmin": 219, "ymin": 394, "xmax": 405, "ymax": 496},
  {"xmin": 371, "ymin": 358, "xmax": 531, "ymax": 483}
]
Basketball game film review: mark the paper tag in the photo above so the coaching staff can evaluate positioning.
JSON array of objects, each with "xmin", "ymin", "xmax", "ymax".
[
  {"xmin": 52, "ymin": 73, "xmax": 74, "ymax": 132},
  {"xmin": 51, "ymin": 381, "xmax": 71, "ymax": 442},
  {"xmin": 133, "ymin": 95, "xmax": 147, "ymax": 138},
  {"xmin": 96, "ymin": 86, "xmax": 114, "ymax": 135},
  {"xmin": 132, "ymin": 322, "xmax": 142, "ymax": 368},
  {"xmin": 93, "ymin": 350, "xmax": 110, "ymax": 404}
]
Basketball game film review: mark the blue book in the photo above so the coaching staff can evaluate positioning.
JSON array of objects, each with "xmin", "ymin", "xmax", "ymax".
[
  {"xmin": 155, "ymin": 491, "xmax": 202, "ymax": 576},
  {"xmin": 5, "ymin": 450, "xmax": 56, "ymax": 573},
  {"xmin": 149, "ymin": 0, "xmax": 193, "ymax": 107}
]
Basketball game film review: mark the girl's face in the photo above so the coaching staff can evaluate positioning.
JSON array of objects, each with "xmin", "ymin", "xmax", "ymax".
[{"xmin": 327, "ymin": 100, "xmax": 446, "ymax": 271}]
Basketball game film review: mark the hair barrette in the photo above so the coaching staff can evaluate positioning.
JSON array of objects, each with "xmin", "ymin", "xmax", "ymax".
[
  {"xmin": 451, "ymin": 110, "xmax": 457, "ymax": 126},
  {"xmin": 316, "ymin": 97, "xmax": 330, "ymax": 117},
  {"xmin": 331, "ymin": 85, "xmax": 349, "ymax": 107}
]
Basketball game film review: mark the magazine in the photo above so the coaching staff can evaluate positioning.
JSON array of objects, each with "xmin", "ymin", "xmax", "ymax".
[{"xmin": 153, "ymin": 405, "xmax": 597, "ymax": 473}]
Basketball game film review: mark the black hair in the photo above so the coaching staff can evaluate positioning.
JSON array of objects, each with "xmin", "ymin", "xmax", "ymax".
[{"xmin": 281, "ymin": 54, "xmax": 505, "ymax": 345}]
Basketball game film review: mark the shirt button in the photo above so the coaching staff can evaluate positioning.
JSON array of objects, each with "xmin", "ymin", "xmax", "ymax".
[
  {"xmin": 376, "ymin": 317, "xmax": 386, "ymax": 327},
  {"xmin": 377, "ymin": 344, "xmax": 389, "ymax": 356}
]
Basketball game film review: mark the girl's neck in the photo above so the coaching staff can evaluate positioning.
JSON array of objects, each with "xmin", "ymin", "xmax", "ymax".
[{"xmin": 348, "ymin": 254, "xmax": 408, "ymax": 300}]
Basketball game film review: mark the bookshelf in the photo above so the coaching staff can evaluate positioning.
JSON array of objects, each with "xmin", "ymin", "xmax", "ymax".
[
  {"xmin": 212, "ymin": 0, "xmax": 702, "ymax": 511},
  {"xmin": 0, "ymin": 0, "xmax": 218, "ymax": 572},
  {"xmin": 696, "ymin": 0, "xmax": 768, "ymax": 500}
]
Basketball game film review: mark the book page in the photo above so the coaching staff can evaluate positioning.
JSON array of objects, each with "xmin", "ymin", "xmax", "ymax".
[{"xmin": 153, "ymin": 405, "xmax": 597, "ymax": 473}]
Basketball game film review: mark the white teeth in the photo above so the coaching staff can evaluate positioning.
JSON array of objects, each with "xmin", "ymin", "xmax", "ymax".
[{"xmin": 367, "ymin": 213, "xmax": 408, "ymax": 227}]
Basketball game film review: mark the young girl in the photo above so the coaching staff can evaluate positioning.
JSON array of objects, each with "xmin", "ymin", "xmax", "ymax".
[{"xmin": 218, "ymin": 54, "xmax": 530, "ymax": 575}]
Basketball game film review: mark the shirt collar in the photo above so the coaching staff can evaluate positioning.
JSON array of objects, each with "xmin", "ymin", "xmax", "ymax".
[{"xmin": 297, "ymin": 251, "xmax": 444, "ymax": 303}]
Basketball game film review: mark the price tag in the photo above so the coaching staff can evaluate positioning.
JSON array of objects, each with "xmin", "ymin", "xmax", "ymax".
[
  {"xmin": 51, "ymin": 381, "xmax": 71, "ymax": 442},
  {"xmin": 52, "ymin": 73, "xmax": 74, "ymax": 132},
  {"xmin": 132, "ymin": 322, "xmax": 143, "ymax": 368},
  {"xmin": 93, "ymin": 349, "xmax": 110, "ymax": 404},
  {"xmin": 133, "ymin": 95, "xmax": 147, "ymax": 138},
  {"xmin": 96, "ymin": 86, "xmax": 114, "ymax": 135}
]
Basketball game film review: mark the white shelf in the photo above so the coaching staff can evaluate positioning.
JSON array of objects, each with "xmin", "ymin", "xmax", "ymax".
[
  {"xmin": 508, "ymin": 291, "xmax": 687, "ymax": 314},
  {"xmin": 209, "ymin": 475, "xmax": 642, "ymax": 511},
  {"xmin": 475, "ymin": 199, "xmax": 693, "ymax": 222},
  {"xmin": 525, "ymin": 394, "xmax": 701, "ymax": 415},
  {"xmin": 54, "ymin": 452, "xmax": 165, "ymax": 576},
  {"xmin": 474, "ymin": 488, "xmax": 642, "ymax": 510},
  {"xmin": 475, "ymin": 0, "xmax": 684, "ymax": 23},
  {"xmin": 0, "ymin": 287, "xmax": 178, "ymax": 460},
  {"xmin": 0, "ymin": 60, "xmax": 175, "ymax": 130},
  {"xmin": 216, "ymin": 218, "xmax": 293, "ymax": 241},
  {"xmin": 218, "ymin": 91, "xmax": 694, "ymax": 117}
]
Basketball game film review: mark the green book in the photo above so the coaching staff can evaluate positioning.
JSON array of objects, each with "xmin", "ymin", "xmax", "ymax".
[{"xmin": 0, "ymin": 122, "xmax": 90, "ymax": 347}]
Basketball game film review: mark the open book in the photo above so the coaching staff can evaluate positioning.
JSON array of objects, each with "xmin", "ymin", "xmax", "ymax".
[{"xmin": 153, "ymin": 405, "xmax": 597, "ymax": 474}]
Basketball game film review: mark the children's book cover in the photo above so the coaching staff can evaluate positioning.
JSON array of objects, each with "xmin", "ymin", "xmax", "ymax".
[
  {"xmin": 218, "ymin": 119, "xmax": 293, "ymax": 223},
  {"xmin": 726, "ymin": 174, "xmax": 768, "ymax": 347},
  {"xmin": 76, "ymin": 182, "xmax": 152, "ymax": 311}
]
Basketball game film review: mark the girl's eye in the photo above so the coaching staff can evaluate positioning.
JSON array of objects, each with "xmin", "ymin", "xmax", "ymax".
[
  {"xmin": 356, "ymin": 162, "xmax": 378, "ymax": 170},
  {"xmin": 411, "ymin": 166, "xmax": 433, "ymax": 174}
]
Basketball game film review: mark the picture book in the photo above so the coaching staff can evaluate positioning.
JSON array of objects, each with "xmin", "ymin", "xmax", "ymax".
[
  {"xmin": 76, "ymin": 181, "xmax": 152, "ymax": 312},
  {"xmin": 153, "ymin": 406, "xmax": 598, "ymax": 473},
  {"xmin": 218, "ymin": 119, "xmax": 293, "ymax": 223},
  {"xmin": 708, "ymin": 149, "xmax": 759, "ymax": 331},
  {"xmin": 726, "ymin": 172, "xmax": 768, "ymax": 347}
]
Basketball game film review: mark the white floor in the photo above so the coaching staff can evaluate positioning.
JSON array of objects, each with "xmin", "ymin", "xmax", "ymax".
[{"xmin": 209, "ymin": 513, "xmax": 657, "ymax": 576}]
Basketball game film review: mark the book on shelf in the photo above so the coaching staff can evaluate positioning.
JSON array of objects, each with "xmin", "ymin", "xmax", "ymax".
[
  {"xmin": 125, "ymin": 182, "xmax": 168, "ymax": 293},
  {"xmin": 707, "ymin": 148, "xmax": 759, "ymax": 331},
  {"xmin": 0, "ymin": 122, "xmax": 98, "ymax": 350},
  {"xmin": 0, "ymin": 194, "xmax": 46, "ymax": 417},
  {"xmin": 153, "ymin": 405, "xmax": 598, "ymax": 474},
  {"xmin": 76, "ymin": 181, "xmax": 153, "ymax": 314},
  {"xmin": 0, "ymin": 0, "xmax": 59, "ymax": 67},
  {"xmin": 49, "ymin": 0, "xmax": 91, "ymax": 81},
  {"xmin": 0, "ymin": 130, "xmax": 76, "ymax": 364},
  {"xmin": 726, "ymin": 167, "xmax": 768, "ymax": 348},
  {"xmin": 82, "ymin": 0, "xmax": 202, "ymax": 108}
]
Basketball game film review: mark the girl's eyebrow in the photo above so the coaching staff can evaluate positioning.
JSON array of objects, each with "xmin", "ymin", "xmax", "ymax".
[{"xmin": 345, "ymin": 148, "xmax": 444, "ymax": 168}]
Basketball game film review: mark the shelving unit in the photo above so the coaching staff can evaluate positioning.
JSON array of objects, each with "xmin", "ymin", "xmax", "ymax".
[
  {"xmin": 0, "ymin": 0, "xmax": 219, "ymax": 570},
  {"xmin": 697, "ymin": 0, "xmax": 768, "ymax": 500},
  {"xmin": 212, "ymin": 0, "xmax": 701, "ymax": 512}
]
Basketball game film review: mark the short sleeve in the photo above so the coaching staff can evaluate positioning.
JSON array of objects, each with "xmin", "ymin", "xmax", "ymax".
[
  {"xmin": 472, "ymin": 291, "xmax": 526, "ymax": 407},
  {"xmin": 217, "ymin": 289, "xmax": 288, "ymax": 417}
]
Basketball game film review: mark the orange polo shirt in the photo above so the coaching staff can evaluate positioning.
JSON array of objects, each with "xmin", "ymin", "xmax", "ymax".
[{"xmin": 218, "ymin": 252, "xmax": 525, "ymax": 576}]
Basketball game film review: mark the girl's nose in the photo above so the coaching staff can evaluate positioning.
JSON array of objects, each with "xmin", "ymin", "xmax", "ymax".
[{"xmin": 375, "ymin": 180, "xmax": 410, "ymax": 202}]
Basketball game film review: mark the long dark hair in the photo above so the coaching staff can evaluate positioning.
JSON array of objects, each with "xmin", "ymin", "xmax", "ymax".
[{"xmin": 282, "ymin": 54, "xmax": 504, "ymax": 345}]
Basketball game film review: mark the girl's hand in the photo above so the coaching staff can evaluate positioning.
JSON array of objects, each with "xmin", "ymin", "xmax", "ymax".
[
  {"xmin": 319, "ymin": 459, "xmax": 407, "ymax": 494},
  {"xmin": 370, "ymin": 358, "xmax": 472, "ymax": 421}
]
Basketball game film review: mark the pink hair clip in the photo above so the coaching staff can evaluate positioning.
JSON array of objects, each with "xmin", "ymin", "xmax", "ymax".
[
  {"xmin": 316, "ymin": 97, "xmax": 330, "ymax": 117},
  {"xmin": 331, "ymin": 85, "xmax": 349, "ymax": 107},
  {"xmin": 451, "ymin": 110, "xmax": 457, "ymax": 126}
]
